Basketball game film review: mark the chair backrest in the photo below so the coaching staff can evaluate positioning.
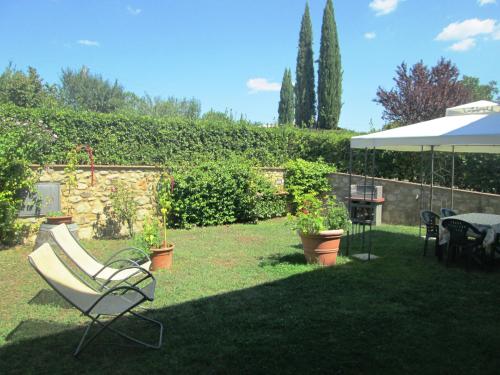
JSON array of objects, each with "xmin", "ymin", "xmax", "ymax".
[
  {"xmin": 28, "ymin": 243, "xmax": 100, "ymax": 313},
  {"xmin": 50, "ymin": 224, "xmax": 103, "ymax": 276},
  {"xmin": 440, "ymin": 208, "xmax": 457, "ymax": 218},
  {"xmin": 442, "ymin": 219, "xmax": 482, "ymax": 245},
  {"xmin": 420, "ymin": 210, "xmax": 439, "ymax": 226}
]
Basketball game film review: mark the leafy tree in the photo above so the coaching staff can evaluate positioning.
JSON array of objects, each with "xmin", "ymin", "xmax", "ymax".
[
  {"xmin": 278, "ymin": 68, "xmax": 294, "ymax": 124},
  {"xmin": 0, "ymin": 64, "xmax": 56, "ymax": 108},
  {"xmin": 59, "ymin": 66, "xmax": 127, "ymax": 113},
  {"xmin": 317, "ymin": 0, "xmax": 342, "ymax": 129},
  {"xmin": 375, "ymin": 58, "xmax": 470, "ymax": 126},
  {"xmin": 295, "ymin": 2, "xmax": 316, "ymax": 128},
  {"xmin": 123, "ymin": 93, "xmax": 201, "ymax": 119},
  {"xmin": 461, "ymin": 76, "xmax": 499, "ymax": 102}
]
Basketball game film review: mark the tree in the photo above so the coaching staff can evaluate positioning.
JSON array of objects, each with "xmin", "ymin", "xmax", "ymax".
[
  {"xmin": 317, "ymin": 0, "xmax": 342, "ymax": 129},
  {"xmin": 59, "ymin": 66, "xmax": 127, "ymax": 113},
  {"xmin": 295, "ymin": 2, "xmax": 316, "ymax": 128},
  {"xmin": 122, "ymin": 93, "xmax": 201, "ymax": 119},
  {"xmin": 278, "ymin": 68, "xmax": 294, "ymax": 124},
  {"xmin": 0, "ymin": 64, "xmax": 56, "ymax": 108},
  {"xmin": 461, "ymin": 76, "xmax": 499, "ymax": 102},
  {"xmin": 375, "ymin": 58, "xmax": 470, "ymax": 126}
]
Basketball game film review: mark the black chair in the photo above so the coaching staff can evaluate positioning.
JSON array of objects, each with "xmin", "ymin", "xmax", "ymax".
[
  {"xmin": 441, "ymin": 219, "xmax": 486, "ymax": 270},
  {"xmin": 420, "ymin": 210, "xmax": 440, "ymax": 258},
  {"xmin": 440, "ymin": 208, "xmax": 457, "ymax": 218}
]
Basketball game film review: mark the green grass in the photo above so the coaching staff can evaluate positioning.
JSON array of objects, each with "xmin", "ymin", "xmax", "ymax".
[{"xmin": 1, "ymin": 219, "xmax": 499, "ymax": 374}]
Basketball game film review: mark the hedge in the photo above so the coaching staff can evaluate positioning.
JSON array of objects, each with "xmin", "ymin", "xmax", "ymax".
[{"xmin": 1, "ymin": 104, "xmax": 499, "ymax": 193}]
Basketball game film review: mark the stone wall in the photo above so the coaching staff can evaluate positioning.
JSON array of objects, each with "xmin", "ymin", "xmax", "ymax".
[
  {"xmin": 22, "ymin": 165, "xmax": 500, "ymax": 240},
  {"xmin": 329, "ymin": 172, "xmax": 500, "ymax": 226},
  {"xmin": 21, "ymin": 165, "xmax": 286, "ymax": 241}
]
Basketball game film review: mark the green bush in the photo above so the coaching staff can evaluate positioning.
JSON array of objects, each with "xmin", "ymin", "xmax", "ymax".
[
  {"xmin": 285, "ymin": 159, "xmax": 336, "ymax": 211},
  {"xmin": 0, "ymin": 104, "xmax": 354, "ymax": 168},
  {"xmin": 168, "ymin": 158, "xmax": 285, "ymax": 228},
  {"xmin": 0, "ymin": 116, "xmax": 55, "ymax": 245}
]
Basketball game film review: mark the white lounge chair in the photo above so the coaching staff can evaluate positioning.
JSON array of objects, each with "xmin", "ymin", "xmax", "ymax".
[
  {"xmin": 28, "ymin": 243, "xmax": 163, "ymax": 357},
  {"xmin": 50, "ymin": 224, "xmax": 152, "ymax": 289}
]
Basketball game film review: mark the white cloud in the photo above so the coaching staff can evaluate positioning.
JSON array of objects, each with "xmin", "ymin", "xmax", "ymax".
[
  {"xmin": 369, "ymin": 0, "xmax": 399, "ymax": 16},
  {"xmin": 246, "ymin": 78, "xmax": 281, "ymax": 93},
  {"xmin": 494, "ymin": 28, "xmax": 500, "ymax": 40},
  {"xmin": 127, "ymin": 5, "xmax": 142, "ymax": 15},
  {"xmin": 77, "ymin": 39, "xmax": 99, "ymax": 47},
  {"xmin": 478, "ymin": 0, "xmax": 496, "ymax": 6},
  {"xmin": 449, "ymin": 38, "xmax": 476, "ymax": 51},
  {"xmin": 364, "ymin": 32, "xmax": 376, "ymax": 39},
  {"xmin": 435, "ymin": 18, "xmax": 496, "ymax": 41}
]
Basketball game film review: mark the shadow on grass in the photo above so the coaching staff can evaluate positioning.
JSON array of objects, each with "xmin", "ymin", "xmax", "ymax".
[
  {"xmin": 5, "ymin": 320, "xmax": 77, "ymax": 343},
  {"xmin": 29, "ymin": 290, "xmax": 73, "ymax": 309},
  {"xmin": 259, "ymin": 252, "xmax": 307, "ymax": 267},
  {"xmin": 1, "ymin": 230, "xmax": 499, "ymax": 374}
]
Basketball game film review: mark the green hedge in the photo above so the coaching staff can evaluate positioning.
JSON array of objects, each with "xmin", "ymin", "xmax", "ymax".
[
  {"xmin": 0, "ymin": 104, "xmax": 354, "ymax": 168},
  {"xmin": 1, "ymin": 104, "xmax": 499, "ymax": 193}
]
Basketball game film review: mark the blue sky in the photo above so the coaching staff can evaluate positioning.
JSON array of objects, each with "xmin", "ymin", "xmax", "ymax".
[{"xmin": 0, "ymin": 0, "xmax": 499, "ymax": 131}]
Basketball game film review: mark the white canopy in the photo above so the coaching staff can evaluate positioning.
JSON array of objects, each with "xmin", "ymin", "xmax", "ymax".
[{"xmin": 351, "ymin": 101, "xmax": 500, "ymax": 153}]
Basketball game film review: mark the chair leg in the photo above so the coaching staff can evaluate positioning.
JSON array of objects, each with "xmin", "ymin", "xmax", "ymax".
[
  {"xmin": 74, "ymin": 309, "xmax": 163, "ymax": 357},
  {"xmin": 423, "ymin": 235, "xmax": 429, "ymax": 256}
]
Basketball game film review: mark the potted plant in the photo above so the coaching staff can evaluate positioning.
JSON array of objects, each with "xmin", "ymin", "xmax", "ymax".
[
  {"xmin": 45, "ymin": 210, "xmax": 73, "ymax": 225},
  {"xmin": 135, "ymin": 215, "xmax": 174, "ymax": 271},
  {"xmin": 289, "ymin": 193, "xmax": 351, "ymax": 266},
  {"xmin": 135, "ymin": 173, "xmax": 176, "ymax": 271}
]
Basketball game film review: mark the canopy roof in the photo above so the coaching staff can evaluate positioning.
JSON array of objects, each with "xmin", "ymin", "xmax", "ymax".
[{"xmin": 351, "ymin": 101, "xmax": 500, "ymax": 153}]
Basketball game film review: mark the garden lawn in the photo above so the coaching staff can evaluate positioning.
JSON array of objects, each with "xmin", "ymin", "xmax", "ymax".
[{"xmin": 0, "ymin": 219, "xmax": 499, "ymax": 374}]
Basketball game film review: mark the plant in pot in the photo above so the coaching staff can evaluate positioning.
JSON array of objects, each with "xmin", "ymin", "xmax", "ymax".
[
  {"xmin": 135, "ymin": 215, "xmax": 174, "ymax": 271},
  {"xmin": 135, "ymin": 173, "xmax": 176, "ymax": 271},
  {"xmin": 289, "ymin": 193, "xmax": 351, "ymax": 266}
]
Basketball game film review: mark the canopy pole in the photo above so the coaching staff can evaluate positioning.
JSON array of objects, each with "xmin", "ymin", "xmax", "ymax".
[
  {"xmin": 363, "ymin": 148, "xmax": 368, "ymax": 200},
  {"xmin": 419, "ymin": 146, "xmax": 424, "ymax": 237},
  {"xmin": 451, "ymin": 146, "xmax": 455, "ymax": 209},
  {"xmin": 430, "ymin": 146, "xmax": 435, "ymax": 212},
  {"xmin": 347, "ymin": 147, "xmax": 353, "ymax": 257}
]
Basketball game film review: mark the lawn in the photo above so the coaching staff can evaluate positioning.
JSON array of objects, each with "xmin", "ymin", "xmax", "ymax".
[{"xmin": 0, "ymin": 218, "xmax": 499, "ymax": 374}]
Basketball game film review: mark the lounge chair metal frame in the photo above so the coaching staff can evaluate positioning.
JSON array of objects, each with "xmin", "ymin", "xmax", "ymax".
[
  {"xmin": 28, "ymin": 244, "xmax": 163, "ymax": 357},
  {"xmin": 50, "ymin": 224, "xmax": 151, "ymax": 290}
]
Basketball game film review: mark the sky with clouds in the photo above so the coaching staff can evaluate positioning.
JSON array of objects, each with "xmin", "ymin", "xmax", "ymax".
[{"xmin": 0, "ymin": 0, "xmax": 498, "ymax": 130}]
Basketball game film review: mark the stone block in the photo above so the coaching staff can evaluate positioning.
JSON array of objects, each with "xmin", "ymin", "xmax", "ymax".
[
  {"xmin": 75, "ymin": 202, "xmax": 91, "ymax": 214},
  {"xmin": 68, "ymin": 196, "xmax": 82, "ymax": 203},
  {"xmin": 134, "ymin": 196, "xmax": 150, "ymax": 205}
]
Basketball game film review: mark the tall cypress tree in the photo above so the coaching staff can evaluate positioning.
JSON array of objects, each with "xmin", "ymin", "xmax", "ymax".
[
  {"xmin": 278, "ymin": 68, "xmax": 294, "ymax": 124},
  {"xmin": 317, "ymin": 0, "xmax": 342, "ymax": 129},
  {"xmin": 295, "ymin": 2, "xmax": 316, "ymax": 128}
]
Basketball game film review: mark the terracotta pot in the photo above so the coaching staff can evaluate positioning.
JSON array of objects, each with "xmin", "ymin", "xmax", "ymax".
[
  {"xmin": 46, "ymin": 216, "xmax": 73, "ymax": 225},
  {"xmin": 150, "ymin": 243, "xmax": 175, "ymax": 271},
  {"xmin": 300, "ymin": 229, "xmax": 344, "ymax": 266}
]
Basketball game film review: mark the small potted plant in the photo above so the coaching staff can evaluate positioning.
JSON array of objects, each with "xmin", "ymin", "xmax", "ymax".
[
  {"xmin": 289, "ymin": 193, "xmax": 351, "ymax": 266},
  {"xmin": 135, "ymin": 173, "xmax": 176, "ymax": 271},
  {"xmin": 45, "ymin": 210, "xmax": 73, "ymax": 225},
  {"xmin": 135, "ymin": 215, "xmax": 174, "ymax": 271}
]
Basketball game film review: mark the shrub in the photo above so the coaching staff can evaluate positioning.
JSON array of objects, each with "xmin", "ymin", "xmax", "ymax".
[
  {"xmin": 0, "ymin": 116, "xmax": 55, "ymax": 245},
  {"xmin": 110, "ymin": 180, "xmax": 138, "ymax": 237},
  {"xmin": 288, "ymin": 193, "xmax": 350, "ymax": 235},
  {"xmin": 168, "ymin": 157, "xmax": 285, "ymax": 228},
  {"xmin": 285, "ymin": 158, "xmax": 336, "ymax": 211}
]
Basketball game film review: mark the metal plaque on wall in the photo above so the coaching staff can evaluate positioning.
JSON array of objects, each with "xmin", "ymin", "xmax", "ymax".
[{"xmin": 18, "ymin": 182, "xmax": 61, "ymax": 217}]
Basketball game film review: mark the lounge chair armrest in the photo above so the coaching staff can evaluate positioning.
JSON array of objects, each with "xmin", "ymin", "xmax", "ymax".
[
  {"xmin": 93, "ymin": 258, "xmax": 141, "ymax": 279},
  {"xmin": 104, "ymin": 247, "xmax": 151, "ymax": 266},
  {"xmin": 85, "ymin": 285, "xmax": 152, "ymax": 314},
  {"xmin": 99, "ymin": 265, "xmax": 155, "ymax": 290}
]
